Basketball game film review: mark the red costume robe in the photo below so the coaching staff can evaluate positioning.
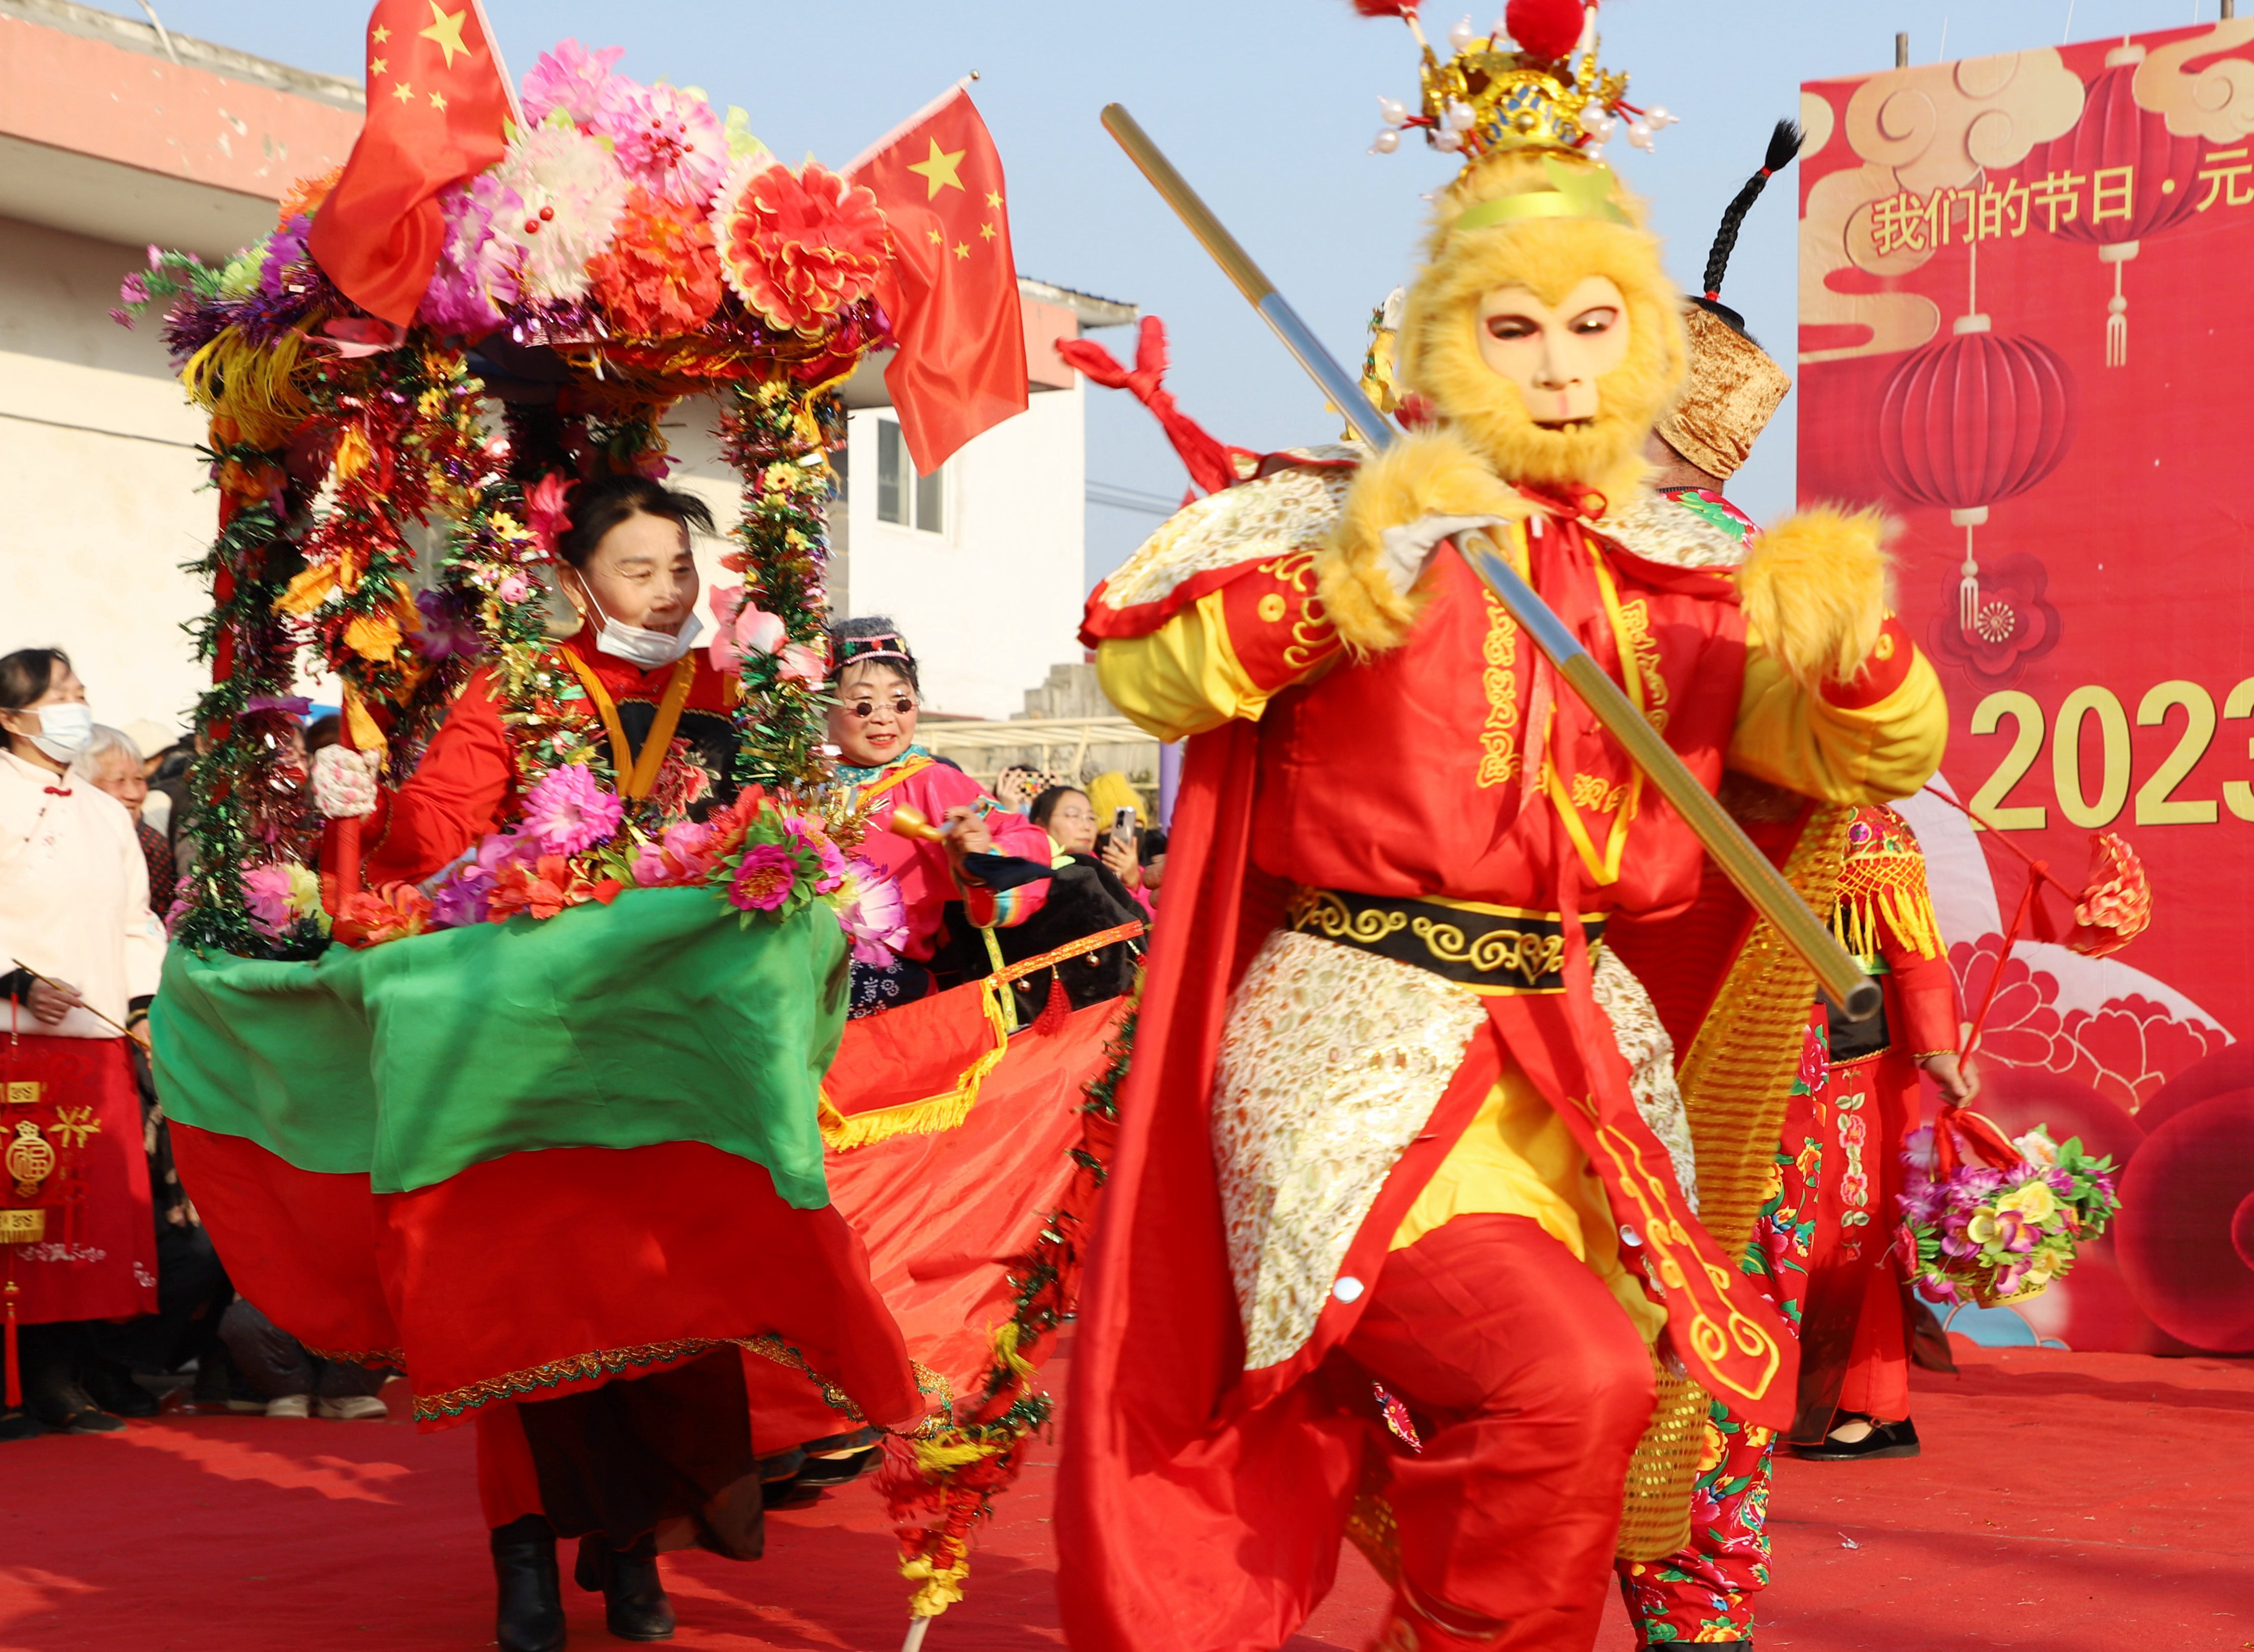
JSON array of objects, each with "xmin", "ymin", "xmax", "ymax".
[{"xmin": 1056, "ymin": 454, "xmax": 1946, "ymax": 1652}]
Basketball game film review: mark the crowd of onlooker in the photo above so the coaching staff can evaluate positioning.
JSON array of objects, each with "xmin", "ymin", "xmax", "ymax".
[{"xmin": 0, "ymin": 647, "xmax": 390, "ymax": 1437}]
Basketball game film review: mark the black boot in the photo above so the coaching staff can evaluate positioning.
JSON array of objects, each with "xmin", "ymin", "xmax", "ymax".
[
  {"xmin": 490, "ymin": 1516, "xmax": 566, "ymax": 1652},
  {"xmin": 574, "ymin": 1533, "xmax": 675, "ymax": 1642}
]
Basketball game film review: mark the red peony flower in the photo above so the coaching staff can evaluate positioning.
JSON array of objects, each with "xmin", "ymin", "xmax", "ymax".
[
  {"xmin": 588, "ymin": 186, "xmax": 725, "ymax": 339},
  {"xmin": 713, "ymin": 161, "xmax": 889, "ymax": 336}
]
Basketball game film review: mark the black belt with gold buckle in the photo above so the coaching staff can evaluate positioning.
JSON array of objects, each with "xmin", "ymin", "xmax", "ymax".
[{"xmin": 1286, "ymin": 887, "xmax": 1605, "ymax": 996}]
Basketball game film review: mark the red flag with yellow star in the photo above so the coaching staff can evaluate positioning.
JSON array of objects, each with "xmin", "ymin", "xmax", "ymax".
[
  {"xmin": 848, "ymin": 86, "xmax": 1027, "ymax": 473},
  {"xmin": 307, "ymin": 0, "xmax": 516, "ymax": 326}
]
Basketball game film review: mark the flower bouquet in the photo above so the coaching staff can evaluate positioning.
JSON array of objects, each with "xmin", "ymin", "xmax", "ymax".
[{"xmin": 1898, "ymin": 1123, "xmax": 2120, "ymax": 1309}]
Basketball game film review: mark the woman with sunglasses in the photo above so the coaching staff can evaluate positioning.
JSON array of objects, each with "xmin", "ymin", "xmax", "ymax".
[{"xmin": 824, "ymin": 617, "xmax": 1052, "ymax": 1015}]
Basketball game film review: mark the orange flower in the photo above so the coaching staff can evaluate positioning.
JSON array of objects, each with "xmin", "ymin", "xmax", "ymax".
[
  {"xmin": 2070, "ymin": 831, "xmax": 2152, "ymax": 958},
  {"xmin": 487, "ymin": 855, "xmax": 604, "ymax": 923},
  {"xmin": 335, "ymin": 881, "xmax": 433, "ymax": 947},
  {"xmin": 588, "ymin": 186, "xmax": 725, "ymax": 339}
]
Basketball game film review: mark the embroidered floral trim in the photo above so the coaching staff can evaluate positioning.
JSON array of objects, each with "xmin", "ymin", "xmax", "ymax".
[
  {"xmin": 302, "ymin": 1343, "xmax": 406, "ymax": 1369},
  {"xmin": 1099, "ymin": 459, "xmax": 1357, "ymax": 612},
  {"xmin": 1597, "ymin": 490, "xmax": 1752, "ymax": 571},
  {"xmin": 1476, "ymin": 590, "xmax": 1521, "ymax": 788},
  {"xmin": 411, "ymin": 1332, "xmax": 866, "ymax": 1425}
]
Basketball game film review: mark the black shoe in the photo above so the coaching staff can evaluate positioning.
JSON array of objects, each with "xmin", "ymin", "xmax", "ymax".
[
  {"xmin": 793, "ymin": 1445, "xmax": 878, "ymax": 1489},
  {"xmin": 574, "ymin": 1534, "xmax": 675, "ymax": 1642},
  {"xmin": 83, "ymin": 1364, "xmax": 160, "ymax": 1418},
  {"xmin": 0, "ymin": 1408, "xmax": 46, "ymax": 1442},
  {"xmin": 28, "ymin": 1382, "xmax": 126, "ymax": 1435},
  {"xmin": 1788, "ymin": 1416, "xmax": 1920, "ymax": 1462},
  {"xmin": 490, "ymin": 1516, "xmax": 566, "ymax": 1652}
]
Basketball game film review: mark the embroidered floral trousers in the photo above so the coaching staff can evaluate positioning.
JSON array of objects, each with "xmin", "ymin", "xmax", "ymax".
[{"xmin": 1615, "ymin": 1018, "xmax": 1829, "ymax": 1645}]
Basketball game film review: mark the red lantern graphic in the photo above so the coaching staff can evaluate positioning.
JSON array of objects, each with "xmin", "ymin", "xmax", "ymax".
[
  {"xmin": 2018, "ymin": 39, "xmax": 2206, "ymax": 365},
  {"xmin": 1877, "ymin": 315, "xmax": 2079, "ymax": 642}
]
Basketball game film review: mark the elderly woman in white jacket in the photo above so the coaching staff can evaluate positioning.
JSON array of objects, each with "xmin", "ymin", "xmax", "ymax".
[{"xmin": 0, "ymin": 648, "xmax": 165, "ymax": 1437}]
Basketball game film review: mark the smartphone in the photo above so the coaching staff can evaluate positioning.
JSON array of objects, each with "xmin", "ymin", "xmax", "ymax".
[{"xmin": 1111, "ymin": 805, "xmax": 1138, "ymax": 842}]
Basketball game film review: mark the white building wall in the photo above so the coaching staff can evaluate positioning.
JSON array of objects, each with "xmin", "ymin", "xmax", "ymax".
[
  {"xmin": 0, "ymin": 215, "xmax": 218, "ymax": 736},
  {"xmin": 840, "ymin": 384, "xmax": 1086, "ymax": 720}
]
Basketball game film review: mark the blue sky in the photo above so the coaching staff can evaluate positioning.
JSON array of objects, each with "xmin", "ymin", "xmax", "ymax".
[{"xmin": 108, "ymin": 0, "xmax": 2232, "ymax": 580}]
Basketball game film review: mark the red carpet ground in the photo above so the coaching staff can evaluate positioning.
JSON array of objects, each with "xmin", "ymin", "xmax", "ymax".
[{"xmin": 3, "ymin": 1338, "xmax": 2249, "ymax": 1651}]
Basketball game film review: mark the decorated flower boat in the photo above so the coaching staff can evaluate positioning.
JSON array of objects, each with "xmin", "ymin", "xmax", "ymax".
[{"xmin": 127, "ymin": 13, "xmax": 1124, "ymax": 1638}]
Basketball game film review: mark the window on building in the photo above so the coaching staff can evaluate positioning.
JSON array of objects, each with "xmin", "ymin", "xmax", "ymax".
[{"xmin": 874, "ymin": 417, "xmax": 943, "ymax": 534}]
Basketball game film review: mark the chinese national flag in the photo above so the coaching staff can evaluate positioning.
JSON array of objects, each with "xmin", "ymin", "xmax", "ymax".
[
  {"xmin": 849, "ymin": 86, "xmax": 1028, "ymax": 474},
  {"xmin": 307, "ymin": 0, "xmax": 514, "ymax": 326}
]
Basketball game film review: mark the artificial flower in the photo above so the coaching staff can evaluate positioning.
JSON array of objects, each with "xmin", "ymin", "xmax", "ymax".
[
  {"xmin": 711, "ymin": 159, "xmax": 889, "ymax": 335},
  {"xmin": 488, "ymin": 122, "xmax": 630, "ymax": 304},
  {"xmin": 335, "ymin": 881, "xmax": 434, "ymax": 947},
  {"xmin": 520, "ymin": 39, "xmax": 624, "ymax": 128},
  {"xmin": 782, "ymin": 814, "xmax": 847, "ymax": 893},
  {"xmin": 835, "ymin": 857, "xmax": 908, "ymax": 965},
  {"xmin": 520, "ymin": 764, "xmax": 623, "ymax": 856},
  {"xmin": 587, "ymin": 186, "xmax": 724, "ymax": 338},
  {"xmin": 421, "ymin": 179, "xmax": 523, "ymax": 335},
  {"xmin": 2071, "ymin": 831, "xmax": 2152, "ymax": 958},
  {"xmin": 643, "ymin": 743, "xmax": 714, "ymax": 818},
  {"xmin": 707, "ymin": 583, "xmax": 787, "ymax": 673},
  {"xmin": 726, "ymin": 842, "xmax": 800, "ymax": 912},
  {"xmin": 1997, "ymin": 1182, "xmax": 2059, "ymax": 1224},
  {"xmin": 258, "ymin": 213, "xmax": 314, "ymax": 298},
  {"xmin": 522, "ymin": 472, "xmax": 574, "ymax": 557},
  {"xmin": 488, "ymin": 854, "xmax": 617, "ymax": 923},
  {"xmin": 630, "ymin": 819, "xmax": 720, "ymax": 887},
  {"xmin": 413, "ymin": 588, "xmax": 484, "ymax": 661},
  {"xmin": 776, "ymin": 638, "xmax": 828, "ymax": 687},
  {"xmin": 242, "ymin": 863, "xmax": 298, "ymax": 938},
  {"xmin": 599, "ymin": 80, "xmax": 727, "ymax": 206}
]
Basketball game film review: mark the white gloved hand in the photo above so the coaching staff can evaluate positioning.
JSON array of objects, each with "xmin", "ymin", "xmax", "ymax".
[
  {"xmin": 311, "ymin": 744, "xmax": 380, "ymax": 820},
  {"xmin": 1377, "ymin": 514, "xmax": 1509, "ymax": 597}
]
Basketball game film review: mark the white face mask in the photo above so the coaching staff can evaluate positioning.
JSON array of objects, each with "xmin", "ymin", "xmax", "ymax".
[
  {"xmin": 579, "ymin": 584, "xmax": 703, "ymax": 671},
  {"xmin": 20, "ymin": 702, "xmax": 93, "ymax": 763}
]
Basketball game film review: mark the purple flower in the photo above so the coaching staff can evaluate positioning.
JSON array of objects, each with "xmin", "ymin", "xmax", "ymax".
[
  {"xmin": 420, "ymin": 179, "xmax": 523, "ymax": 335},
  {"xmin": 259, "ymin": 214, "xmax": 312, "ymax": 297},
  {"xmin": 727, "ymin": 843, "xmax": 801, "ymax": 912},
  {"xmin": 413, "ymin": 588, "xmax": 483, "ymax": 661},
  {"xmin": 119, "ymin": 272, "xmax": 149, "ymax": 306},
  {"xmin": 428, "ymin": 830, "xmax": 541, "ymax": 927},
  {"xmin": 519, "ymin": 765, "xmax": 622, "ymax": 857},
  {"xmin": 244, "ymin": 694, "xmax": 313, "ymax": 716}
]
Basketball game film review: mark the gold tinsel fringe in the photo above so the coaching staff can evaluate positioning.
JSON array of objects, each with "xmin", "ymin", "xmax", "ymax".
[
  {"xmin": 1830, "ymin": 884, "xmax": 1943, "ymax": 963},
  {"xmin": 183, "ymin": 326, "xmax": 314, "ymax": 451},
  {"xmin": 1612, "ymin": 802, "xmax": 1853, "ymax": 1562}
]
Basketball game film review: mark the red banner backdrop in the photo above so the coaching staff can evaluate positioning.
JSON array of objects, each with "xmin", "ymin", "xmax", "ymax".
[{"xmin": 1799, "ymin": 21, "xmax": 2254, "ymax": 1356}]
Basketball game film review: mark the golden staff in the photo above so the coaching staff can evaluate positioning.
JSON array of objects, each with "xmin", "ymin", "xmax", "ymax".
[{"xmin": 1099, "ymin": 104, "xmax": 1879, "ymax": 1021}]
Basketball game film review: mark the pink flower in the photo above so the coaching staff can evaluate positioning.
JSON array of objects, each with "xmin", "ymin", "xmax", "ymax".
[
  {"xmin": 836, "ymin": 856, "xmax": 908, "ymax": 964},
  {"xmin": 630, "ymin": 819, "xmax": 719, "ymax": 886},
  {"xmin": 707, "ymin": 584, "xmax": 788, "ymax": 674},
  {"xmin": 522, "ymin": 472, "xmax": 574, "ymax": 557},
  {"xmin": 521, "ymin": 39, "xmax": 624, "ymax": 126},
  {"xmin": 598, "ymin": 79, "xmax": 727, "ymax": 207},
  {"xmin": 243, "ymin": 864, "xmax": 295, "ymax": 938},
  {"xmin": 520, "ymin": 765, "xmax": 623, "ymax": 856},
  {"xmin": 496, "ymin": 574, "xmax": 531, "ymax": 604},
  {"xmin": 783, "ymin": 815, "xmax": 848, "ymax": 894},
  {"xmin": 777, "ymin": 638, "xmax": 828, "ymax": 686},
  {"xmin": 727, "ymin": 843, "xmax": 800, "ymax": 912}
]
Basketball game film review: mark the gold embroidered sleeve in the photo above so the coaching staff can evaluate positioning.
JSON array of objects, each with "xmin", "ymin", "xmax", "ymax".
[{"xmin": 1097, "ymin": 556, "xmax": 1344, "ymax": 741}]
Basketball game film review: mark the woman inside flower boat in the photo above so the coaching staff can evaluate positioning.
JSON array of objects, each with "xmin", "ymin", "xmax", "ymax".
[
  {"xmin": 312, "ymin": 472, "xmax": 771, "ymax": 1652},
  {"xmin": 821, "ymin": 616, "xmax": 1053, "ymax": 1018},
  {"xmin": 318, "ymin": 472, "xmax": 741, "ymax": 893}
]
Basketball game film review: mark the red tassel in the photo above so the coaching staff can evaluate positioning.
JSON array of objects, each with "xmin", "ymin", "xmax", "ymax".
[
  {"xmin": 1347, "ymin": 0, "xmax": 1421, "ymax": 17},
  {"xmin": 1506, "ymin": 0, "xmax": 1588, "ymax": 59},
  {"xmin": 5, "ymin": 1274, "xmax": 19, "ymax": 1412},
  {"xmin": 1032, "ymin": 974, "xmax": 1070, "ymax": 1037}
]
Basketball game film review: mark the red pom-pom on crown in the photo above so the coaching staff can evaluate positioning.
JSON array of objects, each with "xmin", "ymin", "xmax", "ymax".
[
  {"xmin": 1347, "ymin": 0, "xmax": 1421, "ymax": 15},
  {"xmin": 1505, "ymin": 0, "xmax": 1588, "ymax": 60}
]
